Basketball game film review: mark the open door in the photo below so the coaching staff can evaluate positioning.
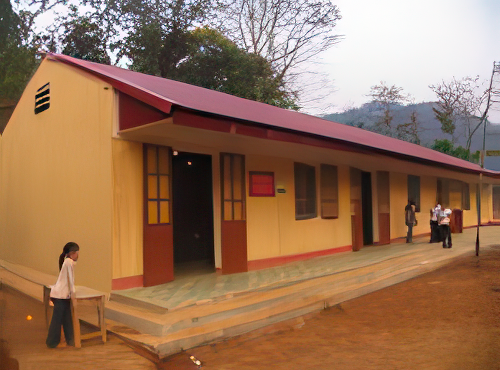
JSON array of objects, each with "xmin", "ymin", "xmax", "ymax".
[
  {"xmin": 143, "ymin": 144, "xmax": 174, "ymax": 287},
  {"xmin": 172, "ymin": 152, "xmax": 215, "ymax": 270},
  {"xmin": 361, "ymin": 171, "xmax": 373, "ymax": 245},
  {"xmin": 377, "ymin": 171, "xmax": 391, "ymax": 245},
  {"xmin": 220, "ymin": 153, "xmax": 248, "ymax": 274}
]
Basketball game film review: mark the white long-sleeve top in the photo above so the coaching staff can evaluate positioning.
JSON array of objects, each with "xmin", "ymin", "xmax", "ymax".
[{"xmin": 50, "ymin": 257, "xmax": 76, "ymax": 299}]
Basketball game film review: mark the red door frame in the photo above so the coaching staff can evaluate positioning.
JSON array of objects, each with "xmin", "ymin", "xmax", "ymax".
[
  {"xmin": 220, "ymin": 153, "xmax": 248, "ymax": 274},
  {"xmin": 143, "ymin": 144, "xmax": 174, "ymax": 287}
]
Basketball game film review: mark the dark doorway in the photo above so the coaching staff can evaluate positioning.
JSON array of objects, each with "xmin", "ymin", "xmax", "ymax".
[
  {"xmin": 361, "ymin": 171, "xmax": 373, "ymax": 245},
  {"xmin": 172, "ymin": 152, "xmax": 215, "ymax": 272}
]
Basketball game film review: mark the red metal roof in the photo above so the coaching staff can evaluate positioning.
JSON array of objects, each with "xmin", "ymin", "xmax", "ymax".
[{"xmin": 46, "ymin": 53, "xmax": 497, "ymax": 176}]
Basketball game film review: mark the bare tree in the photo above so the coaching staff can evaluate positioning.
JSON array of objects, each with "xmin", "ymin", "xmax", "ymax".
[
  {"xmin": 396, "ymin": 110, "xmax": 420, "ymax": 144},
  {"xmin": 368, "ymin": 81, "xmax": 411, "ymax": 137},
  {"xmin": 429, "ymin": 76, "xmax": 488, "ymax": 152},
  {"xmin": 216, "ymin": 0, "xmax": 342, "ymax": 83}
]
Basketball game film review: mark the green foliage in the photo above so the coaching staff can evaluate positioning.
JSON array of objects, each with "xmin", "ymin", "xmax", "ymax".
[
  {"xmin": 112, "ymin": 0, "xmax": 212, "ymax": 75},
  {"xmin": 124, "ymin": 25, "xmax": 298, "ymax": 109},
  {"xmin": 0, "ymin": 0, "xmax": 38, "ymax": 102},
  {"xmin": 58, "ymin": 6, "xmax": 111, "ymax": 64},
  {"xmin": 82, "ymin": 0, "xmax": 299, "ymax": 109},
  {"xmin": 173, "ymin": 28, "xmax": 297, "ymax": 109},
  {"xmin": 122, "ymin": 21, "xmax": 191, "ymax": 77},
  {"xmin": 431, "ymin": 139, "xmax": 478, "ymax": 163}
]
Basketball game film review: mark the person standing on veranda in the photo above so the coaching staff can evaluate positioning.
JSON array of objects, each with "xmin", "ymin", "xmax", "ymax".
[
  {"xmin": 439, "ymin": 207, "xmax": 453, "ymax": 249},
  {"xmin": 46, "ymin": 242, "xmax": 80, "ymax": 348},
  {"xmin": 405, "ymin": 200, "xmax": 417, "ymax": 243},
  {"xmin": 430, "ymin": 204, "xmax": 441, "ymax": 243}
]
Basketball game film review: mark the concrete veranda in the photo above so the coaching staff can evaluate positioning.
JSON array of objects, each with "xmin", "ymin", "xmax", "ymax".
[{"xmin": 102, "ymin": 226, "xmax": 499, "ymax": 358}]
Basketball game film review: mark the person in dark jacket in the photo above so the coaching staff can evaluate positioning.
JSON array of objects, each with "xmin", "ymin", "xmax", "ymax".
[{"xmin": 405, "ymin": 200, "xmax": 417, "ymax": 243}]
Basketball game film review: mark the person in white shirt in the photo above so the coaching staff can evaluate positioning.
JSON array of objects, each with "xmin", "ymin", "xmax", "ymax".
[
  {"xmin": 438, "ymin": 208, "xmax": 453, "ymax": 249},
  {"xmin": 46, "ymin": 242, "xmax": 80, "ymax": 348},
  {"xmin": 430, "ymin": 204, "xmax": 441, "ymax": 243}
]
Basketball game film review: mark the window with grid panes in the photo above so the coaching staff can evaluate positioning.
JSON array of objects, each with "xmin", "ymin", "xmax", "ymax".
[{"xmin": 146, "ymin": 145, "xmax": 170, "ymax": 224}]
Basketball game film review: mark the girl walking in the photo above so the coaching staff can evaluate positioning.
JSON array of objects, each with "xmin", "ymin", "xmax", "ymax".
[{"xmin": 46, "ymin": 242, "xmax": 80, "ymax": 348}]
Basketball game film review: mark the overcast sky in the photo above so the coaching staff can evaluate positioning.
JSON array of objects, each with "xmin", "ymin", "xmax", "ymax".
[{"xmin": 318, "ymin": 0, "xmax": 500, "ymax": 121}]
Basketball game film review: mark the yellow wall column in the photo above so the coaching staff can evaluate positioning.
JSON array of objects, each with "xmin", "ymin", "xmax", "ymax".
[{"xmin": 0, "ymin": 60, "xmax": 114, "ymax": 292}]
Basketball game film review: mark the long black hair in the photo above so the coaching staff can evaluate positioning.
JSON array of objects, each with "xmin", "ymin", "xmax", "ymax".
[{"xmin": 58, "ymin": 242, "xmax": 79, "ymax": 271}]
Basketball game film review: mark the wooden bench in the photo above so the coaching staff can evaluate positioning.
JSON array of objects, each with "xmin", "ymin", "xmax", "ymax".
[{"xmin": 44, "ymin": 285, "xmax": 107, "ymax": 348}]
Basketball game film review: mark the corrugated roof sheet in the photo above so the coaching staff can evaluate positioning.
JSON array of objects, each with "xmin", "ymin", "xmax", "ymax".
[{"xmin": 46, "ymin": 53, "xmax": 497, "ymax": 176}]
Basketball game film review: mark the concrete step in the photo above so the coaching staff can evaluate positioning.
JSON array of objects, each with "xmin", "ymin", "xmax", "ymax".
[
  {"xmin": 103, "ymin": 249, "xmax": 465, "ymax": 358},
  {"xmin": 110, "ymin": 293, "xmax": 168, "ymax": 314}
]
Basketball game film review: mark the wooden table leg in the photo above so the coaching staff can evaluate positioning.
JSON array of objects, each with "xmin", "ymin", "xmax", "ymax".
[
  {"xmin": 70, "ymin": 298, "xmax": 81, "ymax": 348},
  {"xmin": 43, "ymin": 286, "xmax": 51, "ymax": 329},
  {"xmin": 100, "ymin": 295, "xmax": 106, "ymax": 343}
]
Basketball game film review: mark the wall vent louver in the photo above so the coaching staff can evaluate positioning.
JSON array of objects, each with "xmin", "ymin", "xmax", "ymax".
[{"xmin": 35, "ymin": 83, "xmax": 50, "ymax": 114}]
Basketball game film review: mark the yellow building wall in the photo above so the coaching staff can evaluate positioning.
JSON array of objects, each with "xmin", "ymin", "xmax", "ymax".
[
  {"xmin": 482, "ymin": 183, "xmax": 492, "ymax": 223},
  {"xmin": 112, "ymin": 139, "xmax": 143, "ymax": 279},
  {"xmin": 388, "ymin": 171, "xmax": 483, "ymax": 239},
  {"xmin": 0, "ymin": 59, "xmax": 114, "ymax": 292},
  {"xmin": 463, "ymin": 182, "xmax": 477, "ymax": 228},
  {"xmin": 115, "ymin": 119, "xmax": 492, "ymax": 265},
  {"xmin": 246, "ymin": 155, "xmax": 351, "ymax": 261},
  {"xmin": 413, "ymin": 176, "xmax": 436, "ymax": 236},
  {"xmin": 389, "ymin": 172, "xmax": 407, "ymax": 239}
]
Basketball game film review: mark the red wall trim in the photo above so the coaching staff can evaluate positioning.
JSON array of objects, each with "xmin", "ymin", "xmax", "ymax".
[
  {"xmin": 119, "ymin": 92, "xmax": 170, "ymax": 131},
  {"xmin": 171, "ymin": 107, "xmax": 491, "ymax": 176},
  {"xmin": 173, "ymin": 109, "xmax": 233, "ymax": 133},
  {"xmin": 112, "ymin": 275, "xmax": 144, "ymax": 290},
  {"xmin": 247, "ymin": 245, "xmax": 352, "ymax": 271},
  {"xmin": 173, "ymin": 108, "xmax": 375, "ymax": 156}
]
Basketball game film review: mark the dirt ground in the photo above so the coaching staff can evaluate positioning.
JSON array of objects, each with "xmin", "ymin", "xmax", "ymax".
[
  {"xmin": 164, "ymin": 247, "xmax": 500, "ymax": 370},
  {"xmin": 1, "ymin": 247, "xmax": 500, "ymax": 370},
  {"xmin": 0, "ymin": 285, "xmax": 156, "ymax": 370}
]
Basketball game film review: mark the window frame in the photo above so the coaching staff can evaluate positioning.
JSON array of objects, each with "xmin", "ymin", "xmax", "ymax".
[
  {"xmin": 145, "ymin": 145, "xmax": 171, "ymax": 225},
  {"xmin": 294, "ymin": 162, "xmax": 317, "ymax": 220},
  {"xmin": 407, "ymin": 175, "xmax": 421, "ymax": 212},
  {"xmin": 320, "ymin": 164, "xmax": 339, "ymax": 219}
]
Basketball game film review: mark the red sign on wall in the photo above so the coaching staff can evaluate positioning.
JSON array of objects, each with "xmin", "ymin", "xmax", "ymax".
[{"xmin": 249, "ymin": 172, "xmax": 275, "ymax": 197}]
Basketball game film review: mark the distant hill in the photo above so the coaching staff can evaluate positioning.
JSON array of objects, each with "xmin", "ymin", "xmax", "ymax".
[{"xmin": 322, "ymin": 102, "xmax": 500, "ymax": 171}]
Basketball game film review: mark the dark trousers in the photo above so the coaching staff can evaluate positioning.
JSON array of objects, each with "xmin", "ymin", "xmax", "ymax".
[
  {"xmin": 406, "ymin": 224, "xmax": 413, "ymax": 243},
  {"xmin": 430, "ymin": 221, "xmax": 440, "ymax": 242},
  {"xmin": 46, "ymin": 298, "xmax": 74, "ymax": 348},
  {"xmin": 441, "ymin": 225, "xmax": 452, "ymax": 248}
]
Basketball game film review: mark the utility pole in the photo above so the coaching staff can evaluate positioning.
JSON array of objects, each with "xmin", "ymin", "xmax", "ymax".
[{"xmin": 476, "ymin": 61, "xmax": 500, "ymax": 256}]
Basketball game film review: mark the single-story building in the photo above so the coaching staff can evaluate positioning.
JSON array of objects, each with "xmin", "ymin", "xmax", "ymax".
[{"xmin": 1, "ymin": 53, "xmax": 499, "ymax": 293}]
